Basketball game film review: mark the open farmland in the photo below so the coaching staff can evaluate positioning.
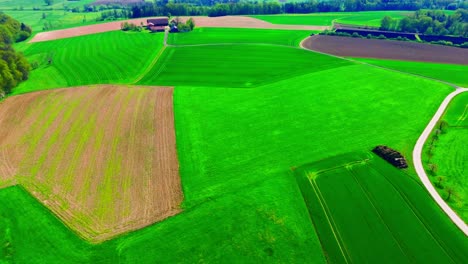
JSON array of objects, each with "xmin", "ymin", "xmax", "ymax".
[
  {"xmin": 0, "ymin": 0, "xmax": 95, "ymax": 10},
  {"xmin": 1, "ymin": 24, "xmax": 465, "ymax": 262},
  {"xmin": 0, "ymin": 85, "xmax": 182, "ymax": 242},
  {"xmin": 294, "ymin": 152, "xmax": 468, "ymax": 263},
  {"xmin": 137, "ymin": 44, "xmax": 350, "ymax": 87},
  {"xmin": 423, "ymin": 93, "xmax": 468, "ymax": 222},
  {"xmin": 14, "ymin": 31, "xmax": 164, "ymax": 94},
  {"xmin": 167, "ymin": 27, "xmax": 314, "ymax": 47},
  {"xmin": 4, "ymin": 10, "xmax": 104, "ymax": 32},
  {"xmin": 30, "ymin": 15, "xmax": 327, "ymax": 42},
  {"xmin": 353, "ymin": 58, "xmax": 468, "ymax": 86},
  {"xmin": 303, "ymin": 35, "xmax": 468, "ymax": 64},
  {"xmin": 252, "ymin": 11, "xmax": 410, "ymax": 27}
]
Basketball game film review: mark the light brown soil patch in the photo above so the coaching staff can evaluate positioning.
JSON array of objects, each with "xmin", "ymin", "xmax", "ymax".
[
  {"xmin": 302, "ymin": 35, "xmax": 468, "ymax": 65},
  {"xmin": 0, "ymin": 85, "xmax": 182, "ymax": 242},
  {"xmin": 30, "ymin": 16, "xmax": 328, "ymax": 43}
]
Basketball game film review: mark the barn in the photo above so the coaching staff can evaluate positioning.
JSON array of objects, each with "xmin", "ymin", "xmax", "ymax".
[{"xmin": 147, "ymin": 17, "xmax": 169, "ymax": 32}]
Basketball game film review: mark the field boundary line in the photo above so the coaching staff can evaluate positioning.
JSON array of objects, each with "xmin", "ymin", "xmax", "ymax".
[
  {"xmin": 301, "ymin": 35, "xmax": 468, "ymax": 235},
  {"xmin": 132, "ymin": 30, "xmax": 168, "ymax": 84},
  {"xmin": 309, "ymin": 178, "xmax": 351, "ymax": 263},
  {"xmin": 299, "ymin": 36, "xmax": 460, "ymax": 89},
  {"xmin": 348, "ymin": 169, "xmax": 411, "ymax": 260},
  {"xmin": 373, "ymin": 164, "xmax": 458, "ymax": 262}
]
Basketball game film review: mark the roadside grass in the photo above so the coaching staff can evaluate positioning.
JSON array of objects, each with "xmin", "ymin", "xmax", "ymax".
[
  {"xmin": 167, "ymin": 27, "xmax": 314, "ymax": 47},
  {"xmin": 353, "ymin": 58, "xmax": 468, "ymax": 87},
  {"xmin": 252, "ymin": 11, "xmax": 410, "ymax": 27},
  {"xmin": 13, "ymin": 30, "xmax": 164, "ymax": 95},
  {"xmin": 423, "ymin": 93, "xmax": 468, "ymax": 222},
  {"xmin": 137, "ymin": 44, "xmax": 350, "ymax": 87},
  {"xmin": 294, "ymin": 152, "xmax": 468, "ymax": 263},
  {"xmin": 4, "ymin": 10, "xmax": 103, "ymax": 33}
]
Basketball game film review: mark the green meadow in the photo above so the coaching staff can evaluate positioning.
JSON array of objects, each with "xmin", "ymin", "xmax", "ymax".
[
  {"xmin": 295, "ymin": 152, "xmax": 468, "ymax": 263},
  {"xmin": 3, "ymin": 10, "xmax": 103, "ymax": 32},
  {"xmin": 354, "ymin": 58, "xmax": 468, "ymax": 87},
  {"xmin": 2, "ymin": 27, "xmax": 466, "ymax": 262},
  {"xmin": 0, "ymin": 0, "xmax": 95, "ymax": 10},
  {"xmin": 252, "ymin": 11, "xmax": 410, "ymax": 27},
  {"xmin": 167, "ymin": 27, "xmax": 313, "ymax": 47},
  {"xmin": 424, "ymin": 93, "xmax": 468, "ymax": 222},
  {"xmin": 13, "ymin": 31, "xmax": 164, "ymax": 94}
]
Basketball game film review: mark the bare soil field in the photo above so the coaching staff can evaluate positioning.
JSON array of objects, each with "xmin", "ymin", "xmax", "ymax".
[
  {"xmin": 30, "ymin": 16, "xmax": 328, "ymax": 43},
  {"xmin": 0, "ymin": 85, "xmax": 182, "ymax": 242},
  {"xmin": 302, "ymin": 35, "xmax": 468, "ymax": 65}
]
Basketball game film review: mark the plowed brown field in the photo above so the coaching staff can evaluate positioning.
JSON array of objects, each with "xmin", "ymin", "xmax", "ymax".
[
  {"xmin": 302, "ymin": 35, "xmax": 468, "ymax": 65},
  {"xmin": 30, "ymin": 16, "xmax": 328, "ymax": 43},
  {"xmin": 0, "ymin": 85, "xmax": 182, "ymax": 242}
]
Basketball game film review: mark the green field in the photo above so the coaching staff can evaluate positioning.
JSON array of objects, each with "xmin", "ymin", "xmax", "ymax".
[
  {"xmin": 3, "ymin": 10, "xmax": 103, "ymax": 32},
  {"xmin": 167, "ymin": 27, "xmax": 313, "ymax": 47},
  {"xmin": 252, "ymin": 11, "xmax": 410, "ymax": 27},
  {"xmin": 138, "ymin": 45, "xmax": 349, "ymax": 87},
  {"xmin": 294, "ymin": 152, "xmax": 468, "ymax": 263},
  {"xmin": 2, "ymin": 26, "xmax": 465, "ymax": 262},
  {"xmin": 13, "ymin": 31, "xmax": 164, "ymax": 94},
  {"xmin": 423, "ymin": 93, "xmax": 468, "ymax": 222},
  {"xmin": 0, "ymin": 0, "xmax": 95, "ymax": 10},
  {"xmin": 354, "ymin": 58, "xmax": 468, "ymax": 87}
]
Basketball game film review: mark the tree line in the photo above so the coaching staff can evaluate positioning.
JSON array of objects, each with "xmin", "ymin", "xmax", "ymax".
[
  {"xmin": 125, "ymin": 1, "xmax": 467, "ymax": 18},
  {"xmin": 0, "ymin": 14, "xmax": 31, "ymax": 98},
  {"xmin": 381, "ymin": 9, "xmax": 468, "ymax": 37},
  {"xmin": 59, "ymin": 0, "xmax": 466, "ymax": 19}
]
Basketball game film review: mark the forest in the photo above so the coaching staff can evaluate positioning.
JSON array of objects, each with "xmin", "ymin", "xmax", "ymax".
[
  {"xmin": 0, "ymin": 14, "xmax": 31, "ymax": 97},
  {"xmin": 85, "ymin": 0, "xmax": 468, "ymax": 18},
  {"xmin": 381, "ymin": 9, "xmax": 468, "ymax": 36}
]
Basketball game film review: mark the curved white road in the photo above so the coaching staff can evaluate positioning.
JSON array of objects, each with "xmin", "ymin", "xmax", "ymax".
[
  {"xmin": 413, "ymin": 87, "xmax": 468, "ymax": 236},
  {"xmin": 300, "ymin": 36, "xmax": 468, "ymax": 235}
]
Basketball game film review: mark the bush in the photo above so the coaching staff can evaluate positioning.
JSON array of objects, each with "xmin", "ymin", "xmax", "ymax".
[
  {"xmin": 351, "ymin": 32, "xmax": 361, "ymax": 38},
  {"xmin": 377, "ymin": 34, "xmax": 386, "ymax": 39},
  {"xmin": 460, "ymin": 42, "xmax": 468, "ymax": 48},
  {"xmin": 121, "ymin": 22, "xmax": 142, "ymax": 32}
]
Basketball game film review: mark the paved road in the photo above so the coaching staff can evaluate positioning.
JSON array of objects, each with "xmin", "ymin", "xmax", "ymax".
[
  {"xmin": 413, "ymin": 87, "xmax": 468, "ymax": 236},
  {"xmin": 301, "ymin": 37, "xmax": 468, "ymax": 235}
]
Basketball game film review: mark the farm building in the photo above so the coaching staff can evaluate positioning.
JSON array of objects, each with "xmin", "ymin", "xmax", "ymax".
[{"xmin": 147, "ymin": 17, "xmax": 169, "ymax": 32}]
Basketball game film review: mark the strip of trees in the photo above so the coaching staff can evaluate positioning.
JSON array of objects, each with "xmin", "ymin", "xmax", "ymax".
[
  {"xmin": 69, "ymin": 0, "xmax": 468, "ymax": 19},
  {"xmin": 0, "ymin": 14, "xmax": 31, "ymax": 98},
  {"xmin": 381, "ymin": 9, "xmax": 468, "ymax": 37}
]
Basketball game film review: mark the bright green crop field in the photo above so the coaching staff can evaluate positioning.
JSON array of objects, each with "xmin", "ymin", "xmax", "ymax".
[
  {"xmin": 13, "ymin": 30, "xmax": 164, "ymax": 94},
  {"xmin": 252, "ymin": 11, "xmax": 410, "ymax": 27},
  {"xmin": 294, "ymin": 152, "xmax": 468, "ymax": 263},
  {"xmin": 167, "ymin": 27, "xmax": 313, "ymax": 47},
  {"xmin": 138, "ymin": 45, "xmax": 349, "ymax": 87},
  {"xmin": 354, "ymin": 58, "xmax": 468, "ymax": 87},
  {"xmin": 0, "ymin": 0, "xmax": 95, "ymax": 10},
  {"xmin": 2, "ymin": 26, "xmax": 465, "ymax": 262},
  {"xmin": 3, "ymin": 10, "xmax": 103, "ymax": 32},
  {"xmin": 423, "ymin": 93, "xmax": 468, "ymax": 222}
]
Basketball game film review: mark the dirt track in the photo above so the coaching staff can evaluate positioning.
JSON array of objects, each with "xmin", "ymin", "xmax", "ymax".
[
  {"xmin": 30, "ymin": 16, "xmax": 328, "ymax": 43},
  {"xmin": 0, "ymin": 85, "xmax": 182, "ymax": 242},
  {"xmin": 302, "ymin": 35, "xmax": 468, "ymax": 65}
]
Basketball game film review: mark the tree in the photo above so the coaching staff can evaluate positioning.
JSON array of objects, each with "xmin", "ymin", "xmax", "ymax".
[
  {"xmin": 445, "ymin": 186, "xmax": 456, "ymax": 201},
  {"xmin": 428, "ymin": 163, "xmax": 438, "ymax": 175},
  {"xmin": 380, "ymin": 16, "xmax": 393, "ymax": 31},
  {"xmin": 186, "ymin": 17, "xmax": 195, "ymax": 31},
  {"xmin": 435, "ymin": 176, "xmax": 445, "ymax": 188},
  {"xmin": 44, "ymin": 0, "xmax": 54, "ymax": 6},
  {"xmin": 438, "ymin": 120, "xmax": 449, "ymax": 133}
]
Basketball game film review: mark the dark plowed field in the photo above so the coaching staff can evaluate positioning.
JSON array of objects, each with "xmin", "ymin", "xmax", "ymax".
[{"xmin": 303, "ymin": 35, "xmax": 468, "ymax": 65}]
